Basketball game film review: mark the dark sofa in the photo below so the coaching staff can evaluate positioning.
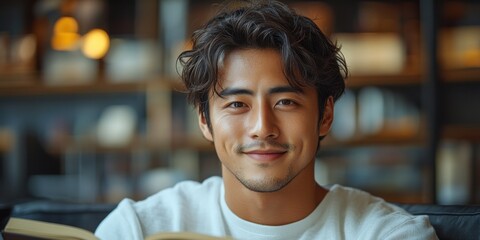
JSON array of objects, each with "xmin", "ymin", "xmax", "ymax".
[
  {"xmin": 397, "ymin": 204, "xmax": 480, "ymax": 240},
  {"xmin": 2, "ymin": 201, "xmax": 480, "ymax": 239}
]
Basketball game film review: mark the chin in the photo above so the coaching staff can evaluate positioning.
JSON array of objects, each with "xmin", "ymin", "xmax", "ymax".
[{"xmin": 237, "ymin": 174, "xmax": 295, "ymax": 193}]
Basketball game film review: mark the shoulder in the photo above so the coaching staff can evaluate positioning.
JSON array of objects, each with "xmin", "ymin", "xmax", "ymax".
[
  {"xmin": 170, "ymin": 175, "xmax": 223, "ymax": 195},
  {"xmin": 140, "ymin": 176, "xmax": 222, "ymax": 205},
  {"xmin": 326, "ymin": 184, "xmax": 406, "ymax": 213},
  {"xmin": 95, "ymin": 176, "xmax": 224, "ymax": 238},
  {"xmin": 132, "ymin": 176, "xmax": 222, "ymax": 214},
  {"xmin": 95, "ymin": 198, "xmax": 143, "ymax": 239},
  {"xmin": 326, "ymin": 184, "xmax": 415, "ymax": 218},
  {"xmin": 324, "ymin": 185, "xmax": 437, "ymax": 239}
]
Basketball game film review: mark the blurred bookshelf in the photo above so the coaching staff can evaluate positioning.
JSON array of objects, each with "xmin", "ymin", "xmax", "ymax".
[
  {"xmin": 0, "ymin": 0, "xmax": 479, "ymax": 205},
  {"xmin": 0, "ymin": 76, "xmax": 184, "ymax": 96}
]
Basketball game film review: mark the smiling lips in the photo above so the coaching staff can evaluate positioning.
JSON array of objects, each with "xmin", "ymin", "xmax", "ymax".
[{"xmin": 244, "ymin": 150, "xmax": 287, "ymax": 162}]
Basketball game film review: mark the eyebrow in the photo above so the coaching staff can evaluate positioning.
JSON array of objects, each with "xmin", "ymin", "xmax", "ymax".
[{"xmin": 218, "ymin": 86, "xmax": 302, "ymax": 97}]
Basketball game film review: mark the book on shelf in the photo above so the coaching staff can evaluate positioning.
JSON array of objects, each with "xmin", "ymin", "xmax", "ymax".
[{"xmin": 2, "ymin": 217, "xmax": 232, "ymax": 240}]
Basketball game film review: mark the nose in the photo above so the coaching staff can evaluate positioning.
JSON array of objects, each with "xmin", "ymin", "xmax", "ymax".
[{"xmin": 248, "ymin": 104, "xmax": 279, "ymax": 140}]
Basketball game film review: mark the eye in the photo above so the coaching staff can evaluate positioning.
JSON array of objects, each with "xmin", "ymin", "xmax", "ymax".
[
  {"xmin": 227, "ymin": 101, "xmax": 246, "ymax": 108},
  {"xmin": 276, "ymin": 99, "xmax": 296, "ymax": 106}
]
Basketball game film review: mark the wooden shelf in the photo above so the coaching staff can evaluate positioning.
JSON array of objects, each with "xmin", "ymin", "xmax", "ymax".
[
  {"xmin": 442, "ymin": 125, "xmax": 480, "ymax": 141},
  {"xmin": 322, "ymin": 130, "xmax": 424, "ymax": 149},
  {"xmin": 0, "ymin": 76, "xmax": 184, "ymax": 97},
  {"xmin": 47, "ymin": 136, "xmax": 214, "ymax": 155},
  {"xmin": 443, "ymin": 68, "xmax": 480, "ymax": 83},
  {"xmin": 346, "ymin": 72, "xmax": 422, "ymax": 88},
  {"xmin": 345, "ymin": 68, "xmax": 480, "ymax": 88}
]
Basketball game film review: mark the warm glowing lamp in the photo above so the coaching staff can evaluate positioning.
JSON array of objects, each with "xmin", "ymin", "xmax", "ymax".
[
  {"xmin": 464, "ymin": 49, "xmax": 480, "ymax": 67},
  {"xmin": 82, "ymin": 29, "xmax": 110, "ymax": 59},
  {"xmin": 54, "ymin": 17, "xmax": 78, "ymax": 34},
  {"xmin": 51, "ymin": 17, "xmax": 80, "ymax": 51}
]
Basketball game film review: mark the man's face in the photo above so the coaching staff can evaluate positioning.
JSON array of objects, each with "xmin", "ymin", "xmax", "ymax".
[{"xmin": 198, "ymin": 48, "xmax": 333, "ymax": 192}]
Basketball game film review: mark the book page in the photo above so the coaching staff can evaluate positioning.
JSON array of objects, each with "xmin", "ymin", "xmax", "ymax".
[{"xmin": 4, "ymin": 218, "xmax": 98, "ymax": 240}]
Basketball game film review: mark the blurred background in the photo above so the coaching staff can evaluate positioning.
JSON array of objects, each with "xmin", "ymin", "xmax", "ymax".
[{"xmin": 0, "ymin": 0, "xmax": 479, "ymax": 205}]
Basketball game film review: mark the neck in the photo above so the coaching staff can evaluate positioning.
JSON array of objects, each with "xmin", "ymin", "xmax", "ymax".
[{"xmin": 223, "ymin": 161, "xmax": 328, "ymax": 226}]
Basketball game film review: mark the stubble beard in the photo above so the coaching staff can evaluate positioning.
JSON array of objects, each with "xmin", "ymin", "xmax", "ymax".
[{"xmin": 224, "ymin": 163, "xmax": 297, "ymax": 193}]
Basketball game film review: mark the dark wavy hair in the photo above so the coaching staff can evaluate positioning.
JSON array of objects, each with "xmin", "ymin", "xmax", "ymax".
[{"xmin": 178, "ymin": 0, "xmax": 347, "ymax": 129}]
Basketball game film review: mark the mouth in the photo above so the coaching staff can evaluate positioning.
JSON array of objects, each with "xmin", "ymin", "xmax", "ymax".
[
  {"xmin": 236, "ymin": 141, "xmax": 293, "ymax": 163},
  {"xmin": 243, "ymin": 149, "xmax": 287, "ymax": 162}
]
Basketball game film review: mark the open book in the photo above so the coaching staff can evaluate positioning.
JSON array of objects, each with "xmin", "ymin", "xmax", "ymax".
[{"xmin": 2, "ymin": 218, "xmax": 232, "ymax": 240}]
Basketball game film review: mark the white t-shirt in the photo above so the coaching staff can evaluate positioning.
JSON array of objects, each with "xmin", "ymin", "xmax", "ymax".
[{"xmin": 95, "ymin": 176, "xmax": 437, "ymax": 240}]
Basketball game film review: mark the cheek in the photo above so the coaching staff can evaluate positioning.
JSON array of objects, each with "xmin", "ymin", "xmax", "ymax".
[
  {"xmin": 292, "ymin": 124, "xmax": 318, "ymax": 146},
  {"xmin": 211, "ymin": 117, "xmax": 246, "ymax": 161},
  {"xmin": 282, "ymin": 113, "xmax": 320, "ymax": 152},
  {"xmin": 284, "ymin": 110, "xmax": 319, "ymax": 133},
  {"xmin": 211, "ymin": 115, "xmax": 245, "ymax": 141}
]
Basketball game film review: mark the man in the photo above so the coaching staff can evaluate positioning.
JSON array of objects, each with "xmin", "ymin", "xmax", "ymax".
[{"xmin": 96, "ymin": 1, "xmax": 438, "ymax": 239}]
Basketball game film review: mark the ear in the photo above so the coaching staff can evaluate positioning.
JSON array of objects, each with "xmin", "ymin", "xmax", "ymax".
[
  {"xmin": 198, "ymin": 108, "xmax": 213, "ymax": 142},
  {"xmin": 319, "ymin": 96, "xmax": 334, "ymax": 137}
]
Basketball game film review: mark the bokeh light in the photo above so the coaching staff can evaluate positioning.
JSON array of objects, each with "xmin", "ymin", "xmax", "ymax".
[
  {"xmin": 51, "ymin": 17, "xmax": 80, "ymax": 51},
  {"xmin": 81, "ymin": 28, "xmax": 110, "ymax": 59}
]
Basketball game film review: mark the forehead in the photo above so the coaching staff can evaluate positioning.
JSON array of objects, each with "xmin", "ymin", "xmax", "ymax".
[
  {"xmin": 216, "ymin": 48, "xmax": 288, "ymax": 90},
  {"xmin": 211, "ymin": 48, "xmax": 318, "ymax": 101}
]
